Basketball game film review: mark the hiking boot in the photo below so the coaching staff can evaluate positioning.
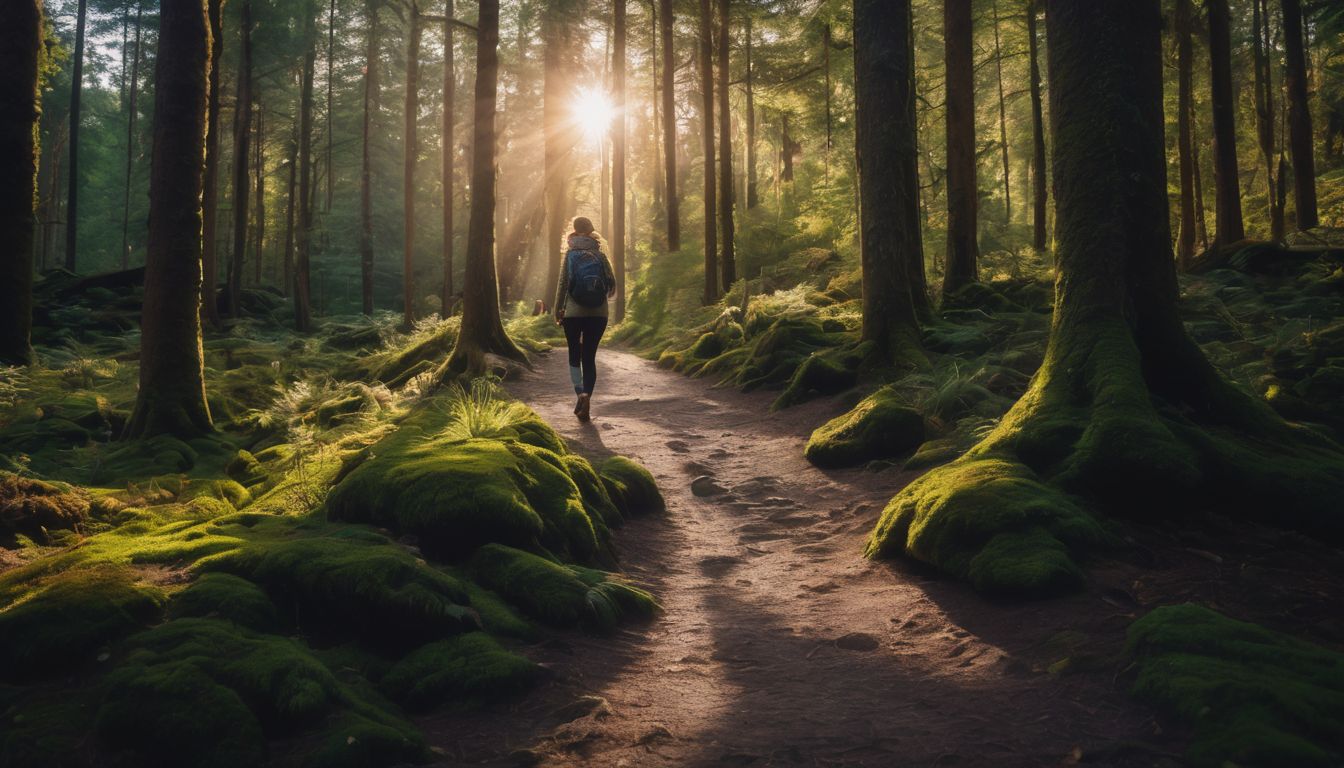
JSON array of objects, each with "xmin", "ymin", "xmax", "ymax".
[
  {"xmin": 573, "ymin": 394, "xmax": 583, "ymax": 415},
  {"xmin": 576, "ymin": 393, "xmax": 591, "ymax": 421}
]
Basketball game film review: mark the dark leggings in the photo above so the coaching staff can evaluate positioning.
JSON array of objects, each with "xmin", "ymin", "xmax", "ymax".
[{"xmin": 563, "ymin": 316, "xmax": 608, "ymax": 394}]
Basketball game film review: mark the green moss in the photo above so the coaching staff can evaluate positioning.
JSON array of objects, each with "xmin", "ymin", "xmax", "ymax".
[
  {"xmin": 381, "ymin": 632, "xmax": 540, "ymax": 711},
  {"xmin": 564, "ymin": 454, "xmax": 622, "ymax": 527},
  {"xmin": 327, "ymin": 409, "xmax": 604, "ymax": 562},
  {"xmin": 804, "ymin": 387, "xmax": 926, "ymax": 468},
  {"xmin": 225, "ymin": 449, "xmax": 268, "ymax": 487},
  {"xmin": 169, "ymin": 572, "xmax": 279, "ymax": 631},
  {"xmin": 0, "ymin": 472, "xmax": 89, "ymax": 544},
  {"xmin": 773, "ymin": 350, "xmax": 860, "ymax": 411},
  {"xmin": 866, "ymin": 458, "xmax": 1110, "ymax": 597},
  {"xmin": 96, "ymin": 618, "xmax": 425, "ymax": 768},
  {"xmin": 181, "ymin": 478, "xmax": 252, "ymax": 509},
  {"xmin": 599, "ymin": 456, "xmax": 666, "ymax": 516},
  {"xmin": 903, "ymin": 438, "xmax": 961, "ymax": 470},
  {"xmin": 0, "ymin": 565, "xmax": 166, "ymax": 682},
  {"xmin": 468, "ymin": 544, "xmax": 657, "ymax": 633},
  {"xmin": 1126, "ymin": 604, "xmax": 1344, "ymax": 767}
]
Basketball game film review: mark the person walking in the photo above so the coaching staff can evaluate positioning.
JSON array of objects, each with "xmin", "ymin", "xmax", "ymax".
[{"xmin": 554, "ymin": 216, "xmax": 616, "ymax": 421}]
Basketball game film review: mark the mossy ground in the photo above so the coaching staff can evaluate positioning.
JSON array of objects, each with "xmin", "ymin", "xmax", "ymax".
[{"xmin": 0, "ymin": 306, "xmax": 659, "ymax": 766}]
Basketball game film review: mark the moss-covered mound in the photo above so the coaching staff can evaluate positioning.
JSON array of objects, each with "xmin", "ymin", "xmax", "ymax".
[
  {"xmin": 468, "ymin": 544, "xmax": 658, "ymax": 633},
  {"xmin": 382, "ymin": 632, "xmax": 540, "ymax": 711},
  {"xmin": 96, "ymin": 618, "xmax": 425, "ymax": 768},
  {"xmin": 1126, "ymin": 604, "xmax": 1344, "ymax": 767},
  {"xmin": 0, "ymin": 472, "xmax": 90, "ymax": 544},
  {"xmin": 804, "ymin": 387, "xmax": 926, "ymax": 468},
  {"xmin": 598, "ymin": 456, "xmax": 667, "ymax": 517},
  {"xmin": 865, "ymin": 459, "xmax": 1112, "ymax": 596}
]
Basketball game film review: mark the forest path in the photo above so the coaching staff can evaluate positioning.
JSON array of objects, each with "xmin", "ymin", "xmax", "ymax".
[{"xmin": 430, "ymin": 347, "xmax": 1159, "ymax": 767}]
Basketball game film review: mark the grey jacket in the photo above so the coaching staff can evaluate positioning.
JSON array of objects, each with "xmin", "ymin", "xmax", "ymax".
[{"xmin": 555, "ymin": 235, "xmax": 616, "ymax": 318}]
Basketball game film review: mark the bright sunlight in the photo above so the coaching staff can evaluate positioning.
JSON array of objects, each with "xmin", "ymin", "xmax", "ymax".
[{"xmin": 571, "ymin": 85, "xmax": 616, "ymax": 146}]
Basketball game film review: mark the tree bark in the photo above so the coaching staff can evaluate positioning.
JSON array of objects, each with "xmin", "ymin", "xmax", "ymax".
[
  {"xmin": 0, "ymin": 0, "xmax": 41, "ymax": 366},
  {"xmin": 403, "ymin": 9, "xmax": 422, "ymax": 329},
  {"xmin": 121, "ymin": 0, "xmax": 144, "ymax": 270},
  {"xmin": 360, "ymin": 0, "xmax": 379, "ymax": 315},
  {"xmin": 125, "ymin": 0, "xmax": 213, "ymax": 438},
  {"xmin": 660, "ymin": 0, "xmax": 680, "ymax": 250},
  {"xmin": 1282, "ymin": 0, "xmax": 1317, "ymax": 229},
  {"xmin": 1207, "ymin": 0, "xmax": 1245, "ymax": 245},
  {"xmin": 543, "ymin": 5, "xmax": 574, "ymax": 308},
  {"xmin": 326, "ymin": 0, "xmax": 335, "ymax": 212},
  {"xmin": 64, "ymin": 0, "xmax": 87, "ymax": 272},
  {"xmin": 444, "ymin": 0, "xmax": 526, "ymax": 376},
  {"xmin": 613, "ymin": 0, "xmax": 627, "ymax": 320},
  {"xmin": 699, "ymin": 0, "xmax": 718, "ymax": 304},
  {"xmin": 253, "ymin": 106, "xmax": 265, "ymax": 286},
  {"xmin": 992, "ymin": 0, "xmax": 1010, "ymax": 224},
  {"xmin": 1027, "ymin": 0, "xmax": 1046, "ymax": 251},
  {"xmin": 942, "ymin": 0, "xmax": 978, "ymax": 298},
  {"xmin": 1176, "ymin": 0, "xmax": 1196, "ymax": 269},
  {"xmin": 283, "ymin": 115, "xmax": 298, "ymax": 298},
  {"xmin": 228, "ymin": 0, "xmax": 253, "ymax": 317},
  {"xmin": 745, "ymin": 12, "xmax": 758, "ymax": 210},
  {"xmin": 294, "ymin": 6, "xmax": 317, "ymax": 332},
  {"xmin": 1251, "ymin": 0, "xmax": 1282, "ymax": 240},
  {"xmin": 200, "ymin": 0, "xmax": 223, "ymax": 327},
  {"xmin": 441, "ymin": 0, "xmax": 455, "ymax": 312},
  {"xmin": 868, "ymin": 0, "xmax": 1344, "ymax": 595},
  {"xmin": 717, "ymin": 0, "xmax": 734, "ymax": 290},
  {"xmin": 854, "ymin": 0, "xmax": 924, "ymax": 365}
]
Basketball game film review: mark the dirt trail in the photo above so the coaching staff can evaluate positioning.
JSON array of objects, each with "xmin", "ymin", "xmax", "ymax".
[{"xmin": 427, "ymin": 348, "xmax": 1163, "ymax": 767}]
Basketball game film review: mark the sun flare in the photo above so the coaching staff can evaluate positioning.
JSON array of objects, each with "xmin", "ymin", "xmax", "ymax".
[{"xmin": 571, "ymin": 85, "xmax": 616, "ymax": 146}]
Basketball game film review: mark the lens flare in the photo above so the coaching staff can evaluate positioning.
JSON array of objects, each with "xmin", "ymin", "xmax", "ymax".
[{"xmin": 571, "ymin": 85, "xmax": 615, "ymax": 146}]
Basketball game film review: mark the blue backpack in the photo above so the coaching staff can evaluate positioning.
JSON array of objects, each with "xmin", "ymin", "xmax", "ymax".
[{"xmin": 566, "ymin": 249, "xmax": 609, "ymax": 308}]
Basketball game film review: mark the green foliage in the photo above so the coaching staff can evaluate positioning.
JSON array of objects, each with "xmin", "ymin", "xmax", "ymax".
[
  {"xmin": 468, "ymin": 544, "xmax": 658, "ymax": 633},
  {"xmin": 804, "ymin": 387, "xmax": 926, "ymax": 468},
  {"xmin": 1127, "ymin": 604, "xmax": 1344, "ymax": 767},
  {"xmin": 381, "ymin": 632, "xmax": 540, "ymax": 711}
]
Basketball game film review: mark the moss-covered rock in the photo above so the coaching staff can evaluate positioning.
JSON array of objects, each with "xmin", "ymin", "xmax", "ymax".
[
  {"xmin": 563, "ymin": 454, "xmax": 622, "ymax": 527},
  {"xmin": 0, "ymin": 472, "xmax": 90, "ymax": 545},
  {"xmin": 381, "ymin": 632, "xmax": 540, "ymax": 711},
  {"xmin": 96, "ymin": 618, "xmax": 425, "ymax": 768},
  {"xmin": 598, "ymin": 456, "xmax": 666, "ymax": 516},
  {"xmin": 1126, "ymin": 604, "xmax": 1344, "ymax": 767},
  {"xmin": 0, "ymin": 565, "xmax": 166, "ymax": 682},
  {"xmin": 225, "ymin": 448, "xmax": 268, "ymax": 487},
  {"xmin": 804, "ymin": 387, "xmax": 926, "ymax": 468},
  {"xmin": 865, "ymin": 458, "xmax": 1111, "ymax": 596},
  {"xmin": 168, "ymin": 572, "xmax": 279, "ymax": 631},
  {"xmin": 468, "ymin": 544, "xmax": 657, "ymax": 633},
  {"xmin": 181, "ymin": 478, "xmax": 252, "ymax": 509}
]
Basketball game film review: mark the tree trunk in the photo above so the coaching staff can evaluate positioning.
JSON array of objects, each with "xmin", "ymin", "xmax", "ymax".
[
  {"xmin": 125, "ymin": 0, "xmax": 213, "ymax": 438},
  {"xmin": 121, "ymin": 0, "xmax": 144, "ymax": 270},
  {"xmin": 717, "ymin": 0, "xmax": 734, "ymax": 290},
  {"xmin": 402, "ymin": 10, "xmax": 422, "ymax": 329},
  {"xmin": 745, "ymin": 13, "xmax": 758, "ymax": 210},
  {"xmin": 326, "ymin": 0, "xmax": 335, "ymax": 212},
  {"xmin": 867, "ymin": 0, "xmax": 1344, "ymax": 596},
  {"xmin": 441, "ymin": 0, "xmax": 455, "ymax": 313},
  {"xmin": 823, "ymin": 22, "xmax": 832, "ymax": 181},
  {"xmin": 1207, "ymin": 0, "xmax": 1245, "ymax": 246},
  {"xmin": 660, "ymin": 0, "xmax": 679, "ymax": 250},
  {"xmin": 1192, "ymin": 108, "xmax": 1209, "ymax": 250},
  {"xmin": 1252, "ymin": 0, "xmax": 1282, "ymax": 240},
  {"xmin": 0, "ymin": 0, "xmax": 41, "ymax": 366},
  {"xmin": 543, "ymin": 6, "xmax": 574, "ymax": 308},
  {"xmin": 781, "ymin": 114, "xmax": 795, "ymax": 182},
  {"xmin": 1027, "ymin": 0, "xmax": 1046, "ymax": 251},
  {"xmin": 444, "ymin": 0, "xmax": 525, "ymax": 376},
  {"xmin": 942, "ymin": 0, "xmax": 977, "ymax": 298},
  {"xmin": 854, "ymin": 0, "xmax": 924, "ymax": 365},
  {"xmin": 360, "ymin": 0, "xmax": 379, "ymax": 315},
  {"xmin": 294, "ymin": 7, "xmax": 317, "ymax": 332},
  {"xmin": 1282, "ymin": 0, "xmax": 1317, "ymax": 229},
  {"xmin": 283, "ymin": 118, "xmax": 298, "ymax": 297},
  {"xmin": 992, "ymin": 0, "xmax": 1010, "ymax": 224},
  {"xmin": 253, "ymin": 106, "xmax": 265, "ymax": 286},
  {"xmin": 1176, "ymin": 0, "xmax": 1196, "ymax": 269},
  {"xmin": 699, "ymin": 0, "xmax": 718, "ymax": 304},
  {"xmin": 64, "ymin": 0, "xmax": 87, "ymax": 272},
  {"xmin": 200, "ymin": 0, "xmax": 224, "ymax": 327},
  {"xmin": 228, "ymin": 0, "xmax": 253, "ymax": 318},
  {"xmin": 613, "ymin": 0, "xmax": 627, "ymax": 320}
]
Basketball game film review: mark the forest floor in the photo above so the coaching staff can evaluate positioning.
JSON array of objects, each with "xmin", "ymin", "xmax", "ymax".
[{"xmin": 429, "ymin": 348, "xmax": 1194, "ymax": 768}]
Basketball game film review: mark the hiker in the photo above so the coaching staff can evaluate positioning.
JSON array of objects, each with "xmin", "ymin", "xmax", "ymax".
[{"xmin": 554, "ymin": 216, "xmax": 616, "ymax": 421}]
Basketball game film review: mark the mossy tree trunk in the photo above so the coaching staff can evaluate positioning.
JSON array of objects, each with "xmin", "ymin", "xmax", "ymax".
[
  {"xmin": 941, "ymin": 0, "xmax": 977, "ymax": 299},
  {"xmin": 0, "ymin": 0, "xmax": 41, "ymax": 367},
  {"xmin": 698, "ymin": 0, "xmax": 718, "ymax": 304},
  {"xmin": 660, "ymin": 0, "xmax": 679, "ymax": 250},
  {"xmin": 294, "ymin": 4, "xmax": 317, "ymax": 333},
  {"xmin": 1282, "ymin": 0, "xmax": 1317, "ymax": 230},
  {"xmin": 227, "ymin": 0, "xmax": 253, "ymax": 318},
  {"xmin": 253, "ymin": 106, "xmax": 265, "ymax": 286},
  {"xmin": 200, "ymin": 0, "xmax": 223, "ymax": 328},
  {"xmin": 443, "ymin": 0, "xmax": 526, "ymax": 378},
  {"xmin": 716, "ymin": 0, "xmax": 734, "ymax": 293},
  {"xmin": 125, "ymin": 0, "xmax": 213, "ymax": 439},
  {"xmin": 1251, "ymin": 0, "xmax": 1282, "ymax": 241},
  {"xmin": 867, "ymin": 0, "xmax": 1344, "ymax": 598},
  {"xmin": 360, "ymin": 0, "xmax": 379, "ymax": 316},
  {"xmin": 1026, "ymin": 0, "xmax": 1047, "ymax": 252},
  {"xmin": 1207, "ymin": 0, "xmax": 1245, "ymax": 246},
  {"xmin": 853, "ymin": 0, "xmax": 926, "ymax": 365}
]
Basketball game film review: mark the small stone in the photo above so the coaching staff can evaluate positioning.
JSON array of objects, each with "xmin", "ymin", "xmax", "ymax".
[
  {"xmin": 691, "ymin": 475, "xmax": 728, "ymax": 496},
  {"xmin": 834, "ymin": 632, "xmax": 881, "ymax": 652}
]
